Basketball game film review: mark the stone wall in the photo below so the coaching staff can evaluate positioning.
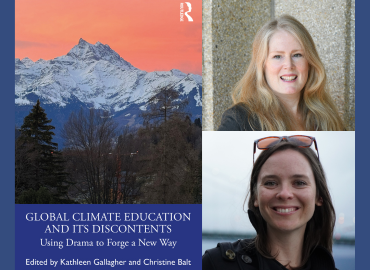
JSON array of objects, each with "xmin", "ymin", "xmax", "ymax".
[{"xmin": 202, "ymin": 0, "xmax": 355, "ymax": 131}]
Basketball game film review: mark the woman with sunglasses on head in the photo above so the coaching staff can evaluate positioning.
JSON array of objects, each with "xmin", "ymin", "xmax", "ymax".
[
  {"xmin": 217, "ymin": 15, "xmax": 345, "ymax": 131},
  {"xmin": 203, "ymin": 136, "xmax": 338, "ymax": 270}
]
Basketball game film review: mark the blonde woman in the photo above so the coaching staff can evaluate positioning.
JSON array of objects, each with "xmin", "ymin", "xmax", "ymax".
[{"xmin": 218, "ymin": 15, "xmax": 345, "ymax": 131}]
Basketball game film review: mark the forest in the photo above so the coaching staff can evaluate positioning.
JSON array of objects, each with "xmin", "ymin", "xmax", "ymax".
[{"xmin": 15, "ymin": 85, "xmax": 202, "ymax": 204}]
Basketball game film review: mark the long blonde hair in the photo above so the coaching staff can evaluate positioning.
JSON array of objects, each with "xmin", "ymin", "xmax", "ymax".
[{"xmin": 232, "ymin": 15, "xmax": 345, "ymax": 131}]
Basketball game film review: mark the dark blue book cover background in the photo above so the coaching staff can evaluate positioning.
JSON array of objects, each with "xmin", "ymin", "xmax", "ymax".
[{"xmin": 2, "ymin": 0, "xmax": 365, "ymax": 269}]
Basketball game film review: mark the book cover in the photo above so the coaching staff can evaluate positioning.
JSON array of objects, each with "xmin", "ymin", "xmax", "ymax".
[{"xmin": 13, "ymin": 0, "xmax": 202, "ymax": 268}]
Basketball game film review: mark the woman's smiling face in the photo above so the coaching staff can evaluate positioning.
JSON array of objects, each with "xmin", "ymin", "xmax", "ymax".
[
  {"xmin": 264, "ymin": 30, "xmax": 309, "ymax": 99},
  {"xmin": 254, "ymin": 149, "xmax": 321, "ymax": 235}
]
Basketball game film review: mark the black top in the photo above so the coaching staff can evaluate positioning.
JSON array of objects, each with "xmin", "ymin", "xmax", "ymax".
[
  {"xmin": 202, "ymin": 239, "xmax": 337, "ymax": 270},
  {"xmin": 203, "ymin": 210, "xmax": 338, "ymax": 270},
  {"xmin": 217, "ymin": 103, "xmax": 261, "ymax": 131},
  {"xmin": 218, "ymin": 104, "xmax": 346, "ymax": 131}
]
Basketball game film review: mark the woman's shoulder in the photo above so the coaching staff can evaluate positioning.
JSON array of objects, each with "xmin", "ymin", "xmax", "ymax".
[
  {"xmin": 202, "ymin": 240, "xmax": 338, "ymax": 270},
  {"xmin": 202, "ymin": 239, "xmax": 259, "ymax": 270},
  {"xmin": 310, "ymin": 246, "xmax": 338, "ymax": 270},
  {"xmin": 217, "ymin": 103, "xmax": 261, "ymax": 131}
]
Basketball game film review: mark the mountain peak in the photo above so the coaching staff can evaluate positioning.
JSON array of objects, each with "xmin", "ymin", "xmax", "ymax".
[
  {"xmin": 68, "ymin": 38, "xmax": 100, "ymax": 60},
  {"xmin": 21, "ymin": 57, "xmax": 35, "ymax": 68},
  {"xmin": 78, "ymin": 38, "xmax": 88, "ymax": 45},
  {"xmin": 171, "ymin": 69, "xmax": 186, "ymax": 78},
  {"xmin": 66, "ymin": 38, "xmax": 136, "ymax": 70},
  {"xmin": 21, "ymin": 57, "xmax": 34, "ymax": 62}
]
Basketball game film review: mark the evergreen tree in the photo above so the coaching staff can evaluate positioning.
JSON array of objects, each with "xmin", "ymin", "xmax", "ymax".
[
  {"xmin": 141, "ymin": 83, "xmax": 189, "ymax": 124},
  {"xmin": 15, "ymin": 100, "xmax": 72, "ymax": 203},
  {"xmin": 194, "ymin": 118, "xmax": 201, "ymax": 128},
  {"xmin": 140, "ymin": 85, "xmax": 189, "ymax": 203}
]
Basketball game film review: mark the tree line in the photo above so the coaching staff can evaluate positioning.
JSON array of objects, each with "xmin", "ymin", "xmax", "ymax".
[{"xmin": 15, "ymin": 85, "xmax": 202, "ymax": 204}]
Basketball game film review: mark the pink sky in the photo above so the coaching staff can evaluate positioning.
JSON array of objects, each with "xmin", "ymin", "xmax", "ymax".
[{"xmin": 15, "ymin": 0, "xmax": 202, "ymax": 75}]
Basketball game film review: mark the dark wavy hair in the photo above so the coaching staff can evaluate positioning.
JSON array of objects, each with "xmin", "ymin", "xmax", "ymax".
[{"xmin": 247, "ymin": 142, "xmax": 335, "ymax": 269}]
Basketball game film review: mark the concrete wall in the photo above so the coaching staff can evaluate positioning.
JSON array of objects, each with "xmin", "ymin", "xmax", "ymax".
[{"xmin": 202, "ymin": 0, "xmax": 355, "ymax": 131}]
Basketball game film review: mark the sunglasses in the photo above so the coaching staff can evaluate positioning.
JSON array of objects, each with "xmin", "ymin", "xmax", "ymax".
[{"xmin": 253, "ymin": 135, "xmax": 319, "ymax": 163}]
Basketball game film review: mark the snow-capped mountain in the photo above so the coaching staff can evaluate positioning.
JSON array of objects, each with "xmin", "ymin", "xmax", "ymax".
[{"xmin": 15, "ymin": 38, "xmax": 202, "ymax": 146}]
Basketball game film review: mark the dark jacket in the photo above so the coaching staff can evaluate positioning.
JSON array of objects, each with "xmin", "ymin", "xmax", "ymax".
[
  {"xmin": 203, "ymin": 210, "xmax": 338, "ymax": 270},
  {"xmin": 202, "ymin": 239, "xmax": 337, "ymax": 270},
  {"xmin": 218, "ymin": 104, "xmax": 345, "ymax": 132},
  {"xmin": 217, "ymin": 104, "xmax": 261, "ymax": 131}
]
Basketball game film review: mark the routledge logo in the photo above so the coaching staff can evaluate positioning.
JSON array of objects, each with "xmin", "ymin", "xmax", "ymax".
[{"xmin": 180, "ymin": 2, "xmax": 193, "ymax": 22}]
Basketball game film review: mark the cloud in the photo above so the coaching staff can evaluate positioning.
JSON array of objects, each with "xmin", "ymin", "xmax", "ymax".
[{"xmin": 15, "ymin": 40, "xmax": 57, "ymax": 49}]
